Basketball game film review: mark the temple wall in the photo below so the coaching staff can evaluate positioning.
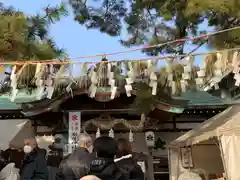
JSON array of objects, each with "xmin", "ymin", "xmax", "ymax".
[
  {"xmin": 191, "ymin": 145, "xmax": 223, "ymax": 173},
  {"xmin": 169, "ymin": 144, "xmax": 224, "ymax": 180},
  {"xmin": 152, "ymin": 132, "xmax": 183, "ymax": 156},
  {"xmin": 36, "ymin": 127, "xmax": 190, "ymax": 156}
]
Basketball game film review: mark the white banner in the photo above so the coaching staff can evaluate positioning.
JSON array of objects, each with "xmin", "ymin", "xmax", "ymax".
[{"xmin": 68, "ymin": 112, "xmax": 81, "ymax": 153}]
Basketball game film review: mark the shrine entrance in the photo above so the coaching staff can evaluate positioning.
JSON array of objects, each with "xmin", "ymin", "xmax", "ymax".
[{"xmin": 30, "ymin": 92, "xmax": 224, "ymax": 180}]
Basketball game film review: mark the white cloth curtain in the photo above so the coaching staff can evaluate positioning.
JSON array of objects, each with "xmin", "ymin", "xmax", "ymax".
[
  {"xmin": 220, "ymin": 135, "xmax": 240, "ymax": 180},
  {"xmin": 169, "ymin": 148, "xmax": 180, "ymax": 180}
]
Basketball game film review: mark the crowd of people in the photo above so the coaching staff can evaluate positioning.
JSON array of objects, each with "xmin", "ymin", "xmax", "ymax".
[{"xmin": 0, "ymin": 133, "xmax": 144, "ymax": 180}]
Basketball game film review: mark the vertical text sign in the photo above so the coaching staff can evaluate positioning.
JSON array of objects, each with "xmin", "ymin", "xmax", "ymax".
[{"xmin": 68, "ymin": 112, "xmax": 81, "ymax": 153}]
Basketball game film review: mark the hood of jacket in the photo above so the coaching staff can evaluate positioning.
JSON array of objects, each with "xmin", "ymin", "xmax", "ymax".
[
  {"xmin": 72, "ymin": 147, "xmax": 89, "ymax": 158},
  {"xmin": 67, "ymin": 147, "xmax": 92, "ymax": 165},
  {"xmin": 90, "ymin": 158, "xmax": 123, "ymax": 180},
  {"xmin": 60, "ymin": 147, "xmax": 93, "ymax": 179}
]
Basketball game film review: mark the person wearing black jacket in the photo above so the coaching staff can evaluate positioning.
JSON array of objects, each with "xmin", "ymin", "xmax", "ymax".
[
  {"xmin": 88, "ymin": 136, "xmax": 126, "ymax": 180},
  {"xmin": 114, "ymin": 138, "xmax": 144, "ymax": 180},
  {"xmin": 20, "ymin": 137, "xmax": 48, "ymax": 180},
  {"xmin": 58, "ymin": 133, "xmax": 93, "ymax": 180}
]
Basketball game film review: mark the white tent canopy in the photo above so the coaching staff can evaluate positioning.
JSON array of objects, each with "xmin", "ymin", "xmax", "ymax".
[
  {"xmin": 0, "ymin": 119, "xmax": 34, "ymax": 150},
  {"xmin": 169, "ymin": 105, "xmax": 240, "ymax": 180},
  {"xmin": 170, "ymin": 105, "xmax": 240, "ymax": 147}
]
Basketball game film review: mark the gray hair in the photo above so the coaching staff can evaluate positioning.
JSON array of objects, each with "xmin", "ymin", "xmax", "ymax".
[
  {"xmin": 24, "ymin": 137, "xmax": 37, "ymax": 147},
  {"xmin": 78, "ymin": 132, "xmax": 92, "ymax": 145},
  {"xmin": 80, "ymin": 175, "xmax": 100, "ymax": 180}
]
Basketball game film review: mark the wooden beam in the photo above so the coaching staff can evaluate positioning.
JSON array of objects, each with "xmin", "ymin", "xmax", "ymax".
[
  {"xmin": 172, "ymin": 116, "xmax": 176, "ymax": 130},
  {"xmin": 171, "ymin": 120, "xmax": 204, "ymax": 123},
  {"xmin": 63, "ymin": 108, "xmax": 139, "ymax": 113},
  {"xmin": 36, "ymin": 128, "xmax": 191, "ymax": 135}
]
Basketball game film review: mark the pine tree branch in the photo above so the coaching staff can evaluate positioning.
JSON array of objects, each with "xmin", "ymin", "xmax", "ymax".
[{"xmin": 180, "ymin": 38, "xmax": 208, "ymax": 60}]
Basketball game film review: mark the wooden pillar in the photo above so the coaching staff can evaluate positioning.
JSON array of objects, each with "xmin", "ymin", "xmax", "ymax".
[{"xmin": 172, "ymin": 116, "xmax": 177, "ymax": 131}]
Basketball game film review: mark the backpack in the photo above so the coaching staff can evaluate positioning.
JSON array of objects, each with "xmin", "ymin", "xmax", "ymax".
[{"xmin": 116, "ymin": 159, "xmax": 144, "ymax": 180}]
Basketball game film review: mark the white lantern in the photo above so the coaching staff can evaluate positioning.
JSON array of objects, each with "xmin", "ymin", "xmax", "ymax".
[
  {"xmin": 109, "ymin": 128, "xmax": 114, "ymax": 138},
  {"xmin": 96, "ymin": 128, "xmax": 101, "ymax": 138},
  {"xmin": 129, "ymin": 130, "xmax": 133, "ymax": 142},
  {"xmin": 145, "ymin": 131, "xmax": 155, "ymax": 147}
]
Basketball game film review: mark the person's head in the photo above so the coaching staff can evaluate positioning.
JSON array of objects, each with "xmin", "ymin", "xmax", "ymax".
[
  {"xmin": 94, "ymin": 136, "xmax": 117, "ymax": 159},
  {"xmin": 0, "ymin": 150, "xmax": 11, "ymax": 165},
  {"xmin": 78, "ymin": 132, "xmax": 93, "ymax": 153},
  {"xmin": 23, "ymin": 137, "xmax": 37, "ymax": 154},
  {"xmin": 116, "ymin": 138, "xmax": 132, "ymax": 158},
  {"xmin": 80, "ymin": 175, "xmax": 100, "ymax": 180}
]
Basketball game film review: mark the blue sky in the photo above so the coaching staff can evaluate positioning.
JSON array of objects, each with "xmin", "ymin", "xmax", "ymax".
[
  {"xmin": 2, "ymin": 0, "xmax": 211, "ymax": 73},
  {"xmin": 3, "ymin": 0, "xmax": 147, "ymax": 59}
]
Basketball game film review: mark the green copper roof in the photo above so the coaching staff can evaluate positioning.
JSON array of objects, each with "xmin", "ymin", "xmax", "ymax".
[
  {"xmin": 173, "ymin": 91, "xmax": 230, "ymax": 106},
  {"xmin": 169, "ymin": 107, "xmax": 184, "ymax": 113},
  {"xmin": 0, "ymin": 90, "xmax": 233, "ymax": 111},
  {"xmin": 0, "ymin": 90, "xmax": 40, "ymax": 110},
  {"xmin": 0, "ymin": 97, "xmax": 21, "ymax": 109}
]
